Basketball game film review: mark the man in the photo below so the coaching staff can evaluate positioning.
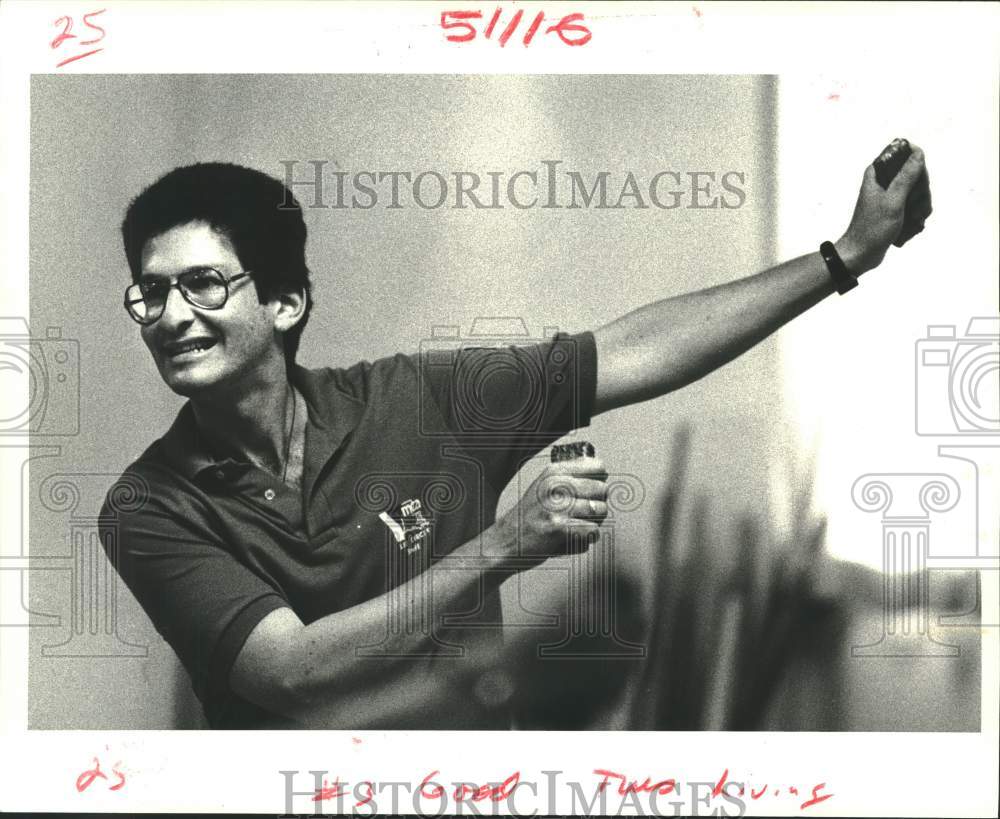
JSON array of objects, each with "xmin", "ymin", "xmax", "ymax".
[{"xmin": 103, "ymin": 144, "xmax": 931, "ymax": 729}]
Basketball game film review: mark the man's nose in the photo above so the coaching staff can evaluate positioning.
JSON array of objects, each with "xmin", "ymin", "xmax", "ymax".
[{"xmin": 158, "ymin": 285, "xmax": 196, "ymax": 328}]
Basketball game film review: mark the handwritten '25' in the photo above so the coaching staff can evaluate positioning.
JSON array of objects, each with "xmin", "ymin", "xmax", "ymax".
[{"xmin": 51, "ymin": 9, "xmax": 106, "ymax": 68}]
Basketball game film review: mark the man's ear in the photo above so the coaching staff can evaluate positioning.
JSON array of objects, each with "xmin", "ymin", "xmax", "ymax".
[{"xmin": 271, "ymin": 288, "xmax": 307, "ymax": 333}]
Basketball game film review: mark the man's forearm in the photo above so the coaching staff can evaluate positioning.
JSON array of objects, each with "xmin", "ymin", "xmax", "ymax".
[
  {"xmin": 591, "ymin": 144, "xmax": 932, "ymax": 416},
  {"xmin": 591, "ymin": 242, "xmax": 857, "ymax": 414},
  {"xmin": 235, "ymin": 527, "xmax": 519, "ymax": 727}
]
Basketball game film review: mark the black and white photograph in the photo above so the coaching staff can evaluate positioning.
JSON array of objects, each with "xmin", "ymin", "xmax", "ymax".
[{"xmin": 1, "ymin": 2, "xmax": 998, "ymax": 816}]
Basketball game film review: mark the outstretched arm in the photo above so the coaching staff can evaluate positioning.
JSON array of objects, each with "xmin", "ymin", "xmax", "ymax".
[{"xmin": 592, "ymin": 144, "xmax": 931, "ymax": 415}]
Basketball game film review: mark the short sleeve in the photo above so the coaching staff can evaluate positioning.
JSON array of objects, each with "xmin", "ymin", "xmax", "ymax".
[
  {"xmin": 99, "ymin": 471, "xmax": 288, "ymax": 715},
  {"xmin": 415, "ymin": 330, "xmax": 597, "ymax": 491}
]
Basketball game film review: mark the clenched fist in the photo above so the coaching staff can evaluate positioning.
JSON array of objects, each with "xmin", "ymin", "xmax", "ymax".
[
  {"xmin": 488, "ymin": 455, "xmax": 609, "ymax": 570},
  {"xmin": 837, "ymin": 141, "xmax": 932, "ymax": 275}
]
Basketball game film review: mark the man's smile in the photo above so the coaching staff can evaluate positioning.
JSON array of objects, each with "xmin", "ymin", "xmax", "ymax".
[{"xmin": 163, "ymin": 336, "xmax": 219, "ymax": 360}]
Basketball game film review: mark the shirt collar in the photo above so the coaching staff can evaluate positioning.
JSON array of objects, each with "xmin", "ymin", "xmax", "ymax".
[{"xmin": 160, "ymin": 364, "xmax": 367, "ymax": 483}]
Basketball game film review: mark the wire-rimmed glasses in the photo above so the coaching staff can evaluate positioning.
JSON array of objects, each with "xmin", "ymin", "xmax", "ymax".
[{"xmin": 124, "ymin": 267, "xmax": 251, "ymax": 325}]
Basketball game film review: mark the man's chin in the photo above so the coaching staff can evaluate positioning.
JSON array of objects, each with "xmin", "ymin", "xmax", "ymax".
[{"xmin": 159, "ymin": 364, "xmax": 227, "ymax": 398}]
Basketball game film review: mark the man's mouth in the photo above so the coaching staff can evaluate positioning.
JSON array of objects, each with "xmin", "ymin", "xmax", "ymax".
[{"xmin": 164, "ymin": 337, "xmax": 219, "ymax": 359}]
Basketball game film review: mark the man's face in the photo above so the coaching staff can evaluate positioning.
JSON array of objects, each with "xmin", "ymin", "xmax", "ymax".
[{"xmin": 138, "ymin": 221, "xmax": 283, "ymax": 397}]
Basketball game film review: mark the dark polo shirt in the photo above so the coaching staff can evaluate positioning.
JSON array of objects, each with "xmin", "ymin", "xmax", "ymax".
[{"xmin": 100, "ymin": 331, "xmax": 597, "ymax": 728}]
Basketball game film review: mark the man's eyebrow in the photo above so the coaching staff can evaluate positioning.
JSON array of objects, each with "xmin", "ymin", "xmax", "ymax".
[
  {"xmin": 138, "ymin": 273, "xmax": 169, "ymax": 285},
  {"xmin": 139, "ymin": 265, "xmax": 218, "ymax": 282}
]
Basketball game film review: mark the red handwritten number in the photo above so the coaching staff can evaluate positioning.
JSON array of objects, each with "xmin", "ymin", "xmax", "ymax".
[
  {"xmin": 546, "ymin": 12, "xmax": 591, "ymax": 46},
  {"xmin": 441, "ymin": 11, "xmax": 482, "ymax": 42},
  {"xmin": 75, "ymin": 758, "xmax": 106, "ymax": 792},
  {"xmin": 523, "ymin": 12, "xmax": 544, "ymax": 44},
  {"xmin": 800, "ymin": 783, "xmax": 834, "ymax": 810},
  {"xmin": 441, "ymin": 9, "xmax": 591, "ymax": 46},
  {"xmin": 108, "ymin": 763, "xmax": 126, "ymax": 791},
  {"xmin": 80, "ymin": 9, "xmax": 107, "ymax": 45},
  {"xmin": 76, "ymin": 757, "xmax": 124, "ymax": 793},
  {"xmin": 51, "ymin": 9, "xmax": 106, "ymax": 67},
  {"xmin": 50, "ymin": 16, "xmax": 75, "ymax": 49},
  {"xmin": 497, "ymin": 9, "xmax": 523, "ymax": 46},
  {"xmin": 484, "ymin": 8, "xmax": 501, "ymax": 38}
]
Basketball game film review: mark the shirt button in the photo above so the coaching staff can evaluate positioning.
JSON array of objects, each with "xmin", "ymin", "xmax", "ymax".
[{"xmin": 264, "ymin": 489, "xmax": 276, "ymax": 501}]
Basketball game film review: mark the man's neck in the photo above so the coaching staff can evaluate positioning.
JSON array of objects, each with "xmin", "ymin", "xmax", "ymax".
[{"xmin": 190, "ymin": 365, "xmax": 294, "ymax": 477}]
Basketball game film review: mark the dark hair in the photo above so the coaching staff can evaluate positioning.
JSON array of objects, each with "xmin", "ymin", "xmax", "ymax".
[{"xmin": 121, "ymin": 162, "xmax": 313, "ymax": 369}]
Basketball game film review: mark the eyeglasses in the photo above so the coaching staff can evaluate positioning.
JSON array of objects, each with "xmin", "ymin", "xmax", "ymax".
[{"xmin": 124, "ymin": 267, "xmax": 252, "ymax": 325}]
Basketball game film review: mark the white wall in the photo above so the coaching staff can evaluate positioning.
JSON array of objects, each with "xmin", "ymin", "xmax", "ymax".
[{"xmin": 776, "ymin": 67, "xmax": 1000, "ymax": 570}]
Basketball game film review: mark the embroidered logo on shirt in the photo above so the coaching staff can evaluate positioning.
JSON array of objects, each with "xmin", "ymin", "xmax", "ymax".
[{"xmin": 378, "ymin": 498, "xmax": 431, "ymax": 554}]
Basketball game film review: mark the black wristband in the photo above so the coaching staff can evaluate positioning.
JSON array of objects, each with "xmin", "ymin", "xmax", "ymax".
[{"xmin": 820, "ymin": 241, "xmax": 858, "ymax": 295}]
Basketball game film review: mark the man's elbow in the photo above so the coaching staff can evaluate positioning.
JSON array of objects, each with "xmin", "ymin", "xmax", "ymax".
[
  {"xmin": 265, "ymin": 662, "xmax": 314, "ymax": 714},
  {"xmin": 229, "ymin": 650, "xmax": 308, "ymax": 717},
  {"xmin": 593, "ymin": 331, "xmax": 681, "ymax": 415},
  {"xmin": 229, "ymin": 607, "xmax": 316, "ymax": 717}
]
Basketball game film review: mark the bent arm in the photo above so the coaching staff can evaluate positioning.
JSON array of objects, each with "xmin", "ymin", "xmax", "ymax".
[{"xmin": 230, "ymin": 529, "xmax": 516, "ymax": 728}]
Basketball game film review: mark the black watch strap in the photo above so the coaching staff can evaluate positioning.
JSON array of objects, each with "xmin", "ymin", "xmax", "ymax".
[{"xmin": 820, "ymin": 241, "xmax": 858, "ymax": 295}]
